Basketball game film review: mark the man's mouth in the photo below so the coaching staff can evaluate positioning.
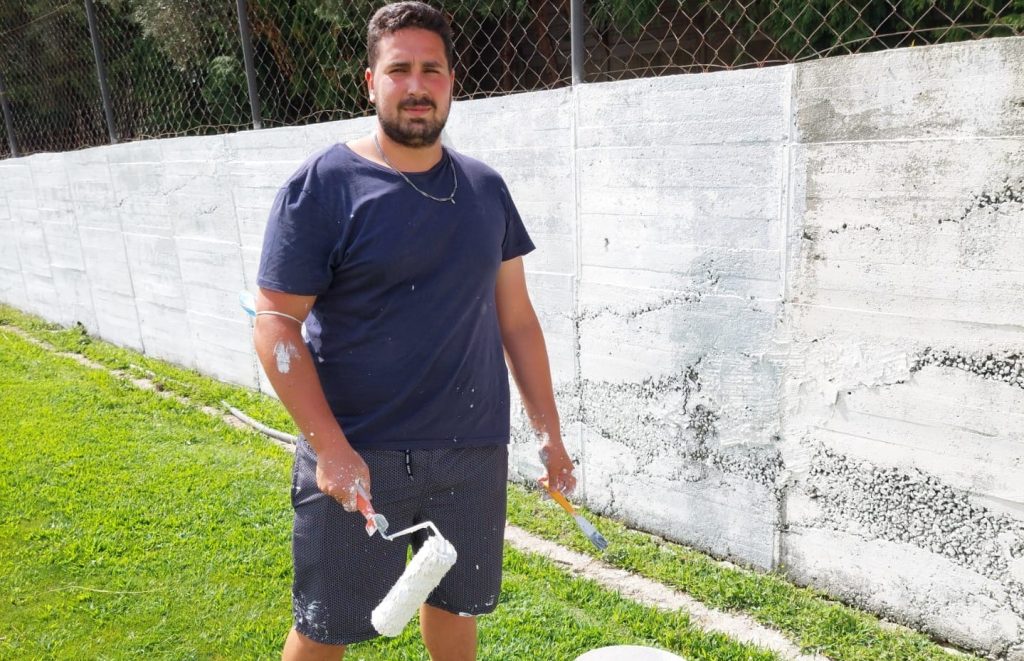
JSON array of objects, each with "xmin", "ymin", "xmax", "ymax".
[{"xmin": 401, "ymin": 100, "xmax": 435, "ymax": 112}]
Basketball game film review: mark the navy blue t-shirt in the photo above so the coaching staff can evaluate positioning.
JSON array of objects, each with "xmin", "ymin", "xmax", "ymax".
[{"xmin": 257, "ymin": 143, "xmax": 535, "ymax": 450}]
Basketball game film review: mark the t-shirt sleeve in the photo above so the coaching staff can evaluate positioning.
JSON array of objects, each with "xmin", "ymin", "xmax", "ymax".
[
  {"xmin": 257, "ymin": 179, "xmax": 340, "ymax": 296},
  {"xmin": 500, "ymin": 184, "xmax": 535, "ymax": 261}
]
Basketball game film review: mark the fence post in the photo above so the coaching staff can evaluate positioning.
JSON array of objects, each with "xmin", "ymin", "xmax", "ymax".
[
  {"xmin": 235, "ymin": 0, "xmax": 263, "ymax": 130},
  {"xmin": 83, "ymin": 0, "xmax": 118, "ymax": 144},
  {"xmin": 0, "ymin": 71, "xmax": 18, "ymax": 157},
  {"xmin": 570, "ymin": 0, "xmax": 585, "ymax": 84}
]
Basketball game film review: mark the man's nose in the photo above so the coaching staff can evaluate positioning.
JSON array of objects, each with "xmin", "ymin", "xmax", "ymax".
[{"xmin": 402, "ymin": 69, "xmax": 423, "ymax": 93}]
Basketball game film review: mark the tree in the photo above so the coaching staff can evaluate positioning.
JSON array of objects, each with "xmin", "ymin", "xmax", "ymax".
[{"xmin": 0, "ymin": 1, "xmax": 107, "ymax": 152}]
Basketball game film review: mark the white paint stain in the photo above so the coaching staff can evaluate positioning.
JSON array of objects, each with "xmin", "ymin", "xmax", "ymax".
[
  {"xmin": 274, "ymin": 341, "xmax": 299, "ymax": 374},
  {"xmin": 293, "ymin": 593, "xmax": 328, "ymax": 636}
]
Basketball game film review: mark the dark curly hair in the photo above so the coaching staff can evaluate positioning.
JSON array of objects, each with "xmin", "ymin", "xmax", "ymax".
[{"xmin": 367, "ymin": 2, "xmax": 455, "ymax": 71}]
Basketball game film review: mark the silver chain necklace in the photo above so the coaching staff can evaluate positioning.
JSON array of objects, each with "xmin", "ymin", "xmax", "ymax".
[{"xmin": 372, "ymin": 133, "xmax": 457, "ymax": 205}]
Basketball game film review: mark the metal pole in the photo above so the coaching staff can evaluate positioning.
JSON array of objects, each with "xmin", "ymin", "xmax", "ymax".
[
  {"xmin": 0, "ymin": 71, "xmax": 18, "ymax": 157},
  {"xmin": 83, "ymin": 0, "xmax": 118, "ymax": 144},
  {"xmin": 570, "ymin": 0, "xmax": 585, "ymax": 85},
  {"xmin": 235, "ymin": 0, "xmax": 263, "ymax": 129}
]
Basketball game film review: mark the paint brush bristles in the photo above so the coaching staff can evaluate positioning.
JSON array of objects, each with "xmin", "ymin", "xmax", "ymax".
[
  {"xmin": 572, "ymin": 513, "xmax": 609, "ymax": 551},
  {"xmin": 546, "ymin": 487, "xmax": 610, "ymax": 551}
]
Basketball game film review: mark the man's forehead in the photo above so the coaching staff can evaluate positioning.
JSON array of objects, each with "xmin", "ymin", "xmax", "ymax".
[{"xmin": 376, "ymin": 28, "xmax": 448, "ymax": 65}]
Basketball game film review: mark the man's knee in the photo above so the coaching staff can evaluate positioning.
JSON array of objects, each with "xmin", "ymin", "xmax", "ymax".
[
  {"xmin": 282, "ymin": 627, "xmax": 346, "ymax": 661},
  {"xmin": 420, "ymin": 604, "xmax": 477, "ymax": 661}
]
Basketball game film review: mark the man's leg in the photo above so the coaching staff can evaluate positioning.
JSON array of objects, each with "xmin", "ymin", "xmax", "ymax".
[
  {"xmin": 420, "ymin": 604, "xmax": 477, "ymax": 661},
  {"xmin": 288, "ymin": 446, "xmax": 417, "ymax": 657},
  {"xmin": 282, "ymin": 627, "xmax": 346, "ymax": 661}
]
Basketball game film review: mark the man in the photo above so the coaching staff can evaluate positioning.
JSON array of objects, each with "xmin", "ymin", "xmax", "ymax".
[{"xmin": 253, "ymin": 3, "xmax": 576, "ymax": 660}]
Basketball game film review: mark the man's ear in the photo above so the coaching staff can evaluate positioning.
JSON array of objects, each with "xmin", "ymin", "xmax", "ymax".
[{"xmin": 366, "ymin": 67, "xmax": 376, "ymax": 103}]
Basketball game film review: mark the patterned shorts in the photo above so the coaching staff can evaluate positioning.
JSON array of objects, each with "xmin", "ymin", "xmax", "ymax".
[{"xmin": 290, "ymin": 439, "xmax": 509, "ymax": 645}]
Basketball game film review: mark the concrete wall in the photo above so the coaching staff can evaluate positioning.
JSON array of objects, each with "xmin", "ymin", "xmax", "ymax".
[
  {"xmin": 1, "ymin": 37, "xmax": 1022, "ymax": 658},
  {"xmin": 781, "ymin": 38, "xmax": 1024, "ymax": 658}
]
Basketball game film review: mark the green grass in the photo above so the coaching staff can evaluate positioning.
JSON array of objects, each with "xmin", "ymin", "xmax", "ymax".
[
  {"xmin": 0, "ymin": 304, "xmax": 979, "ymax": 660},
  {"xmin": 506, "ymin": 489, "xmax": 973, "ymax": 661},
  {"xmin": 0, "ymin": 304, "xmax": 296, "ymax": 436},
  {"xmin": 0, "ymin": 321, "xmax": 774, "ymax": 660}
]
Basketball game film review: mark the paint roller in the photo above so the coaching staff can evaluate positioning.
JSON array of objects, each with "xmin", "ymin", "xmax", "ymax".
[{"xmin": 355, "ymin": 484, "xmax": 458, "ymax": 637}]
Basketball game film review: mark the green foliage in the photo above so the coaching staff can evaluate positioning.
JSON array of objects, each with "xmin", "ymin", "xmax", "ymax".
[
  {"xmin": 589, "ymin": 0, "xmax": 663, "ymax": 36},
  {"xmin": 0, "ymin": 2, "xmax": 106, "ymax": 151},
  {"xmin": 248, "ymin": 0, "xmax": 375, "ymax": 125},
  {"xmin": 720, "ymin": 0, "xmax": 1024, "ymax": 60},
  {"xmin": 203, "ymin": 55, "xmax": 249, "ymax": 126}
]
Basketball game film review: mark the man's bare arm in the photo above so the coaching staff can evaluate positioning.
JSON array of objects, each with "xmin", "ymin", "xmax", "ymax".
[
  {"xmin": 494, "ymin": 257, "xmax": 576, "ymax": 494},
  {"xmin": 252, "ymin": 287, "xmax": 370, "ymax": 510}
]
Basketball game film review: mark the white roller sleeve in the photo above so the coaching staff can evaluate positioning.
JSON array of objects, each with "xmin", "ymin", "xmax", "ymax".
[{"xmin": 372, "ymin": 532, "xmax": 458, "ymax": 637}]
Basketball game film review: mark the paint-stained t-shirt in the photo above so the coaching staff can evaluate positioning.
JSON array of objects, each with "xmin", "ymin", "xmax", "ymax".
[{"xmin": 257, "ymin": 143, "xmax": 535, "ymax": 450}]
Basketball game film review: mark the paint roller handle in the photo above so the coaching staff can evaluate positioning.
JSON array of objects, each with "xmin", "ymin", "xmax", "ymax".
[
  {"xmin": 355, "ymin": 483, "xmax": 374, "ymax": 515},
  {"xmin": 355, "ymin": 483, "xmax": 379, "ymax": 536}
]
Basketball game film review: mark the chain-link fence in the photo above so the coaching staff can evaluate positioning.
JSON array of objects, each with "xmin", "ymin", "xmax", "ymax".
[
  {"xmin": 0, "ymin": 2, "xmax": 107, "ymax": 158},
  {"xmin": 585, "ymin": 0, "xmax": 1024, "ymax": 79},
  {"xmin": 1, "ymin": 0, "xmax": 1022, "ymax": 159}
]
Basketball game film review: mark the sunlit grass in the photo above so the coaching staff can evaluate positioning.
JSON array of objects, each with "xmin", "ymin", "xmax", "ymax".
[
  {"xmin": 0, "ymin": 320, "xmax": 774, "ymax": 660},
  {"xmin": 0, "ymin": 303, "xmax": 977, "ymax": 660}
]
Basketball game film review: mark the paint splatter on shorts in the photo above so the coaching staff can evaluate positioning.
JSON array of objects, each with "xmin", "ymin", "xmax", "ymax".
[{"xmin": 290, "ymin": 439, "xmax": 509, "ymax": 646}]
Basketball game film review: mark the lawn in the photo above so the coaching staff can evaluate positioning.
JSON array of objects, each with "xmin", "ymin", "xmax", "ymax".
[
  {"xmin": 0, "ymin": 323, "xmax": 772, "ymax": 660},
  {"xmin": 0, "ymin": 304, "xmax": 976, "ymax": 660}
]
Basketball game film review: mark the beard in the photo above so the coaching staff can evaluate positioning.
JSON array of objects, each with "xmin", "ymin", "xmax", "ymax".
[{"xmin": 377, "ymin": 96, "xmax": 449, "ymax": 148}]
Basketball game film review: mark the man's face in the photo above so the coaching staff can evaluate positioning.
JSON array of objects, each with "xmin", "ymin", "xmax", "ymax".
[{"xmin": 367, "ymin": 28, "xmax": 454, "ymax": 148}]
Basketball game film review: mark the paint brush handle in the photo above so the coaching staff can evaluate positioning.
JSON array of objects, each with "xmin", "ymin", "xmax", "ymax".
[{"xmin": 546, "ymin": 486, "xmax": 577, "ymax": 516}]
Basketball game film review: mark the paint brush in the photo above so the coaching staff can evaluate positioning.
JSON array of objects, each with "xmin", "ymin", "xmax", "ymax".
[{"xmin": 545, "ymin": 486, "xmax": 609, "ymax": 551}]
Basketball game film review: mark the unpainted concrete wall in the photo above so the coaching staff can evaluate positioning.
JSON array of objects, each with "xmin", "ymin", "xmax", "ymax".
[
  {"xmin": 1, "ymin": 37, "xmax": 1021, "ymax": 658},
  {"xmin": 781, "ymin": 38, "xmax": 1024, "ymax": 658}
]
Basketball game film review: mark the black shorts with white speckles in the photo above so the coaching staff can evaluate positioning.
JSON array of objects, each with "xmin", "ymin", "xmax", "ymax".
[{"xmin": 289, "ymin": 439, "xmax": 509, "ymax": 646}]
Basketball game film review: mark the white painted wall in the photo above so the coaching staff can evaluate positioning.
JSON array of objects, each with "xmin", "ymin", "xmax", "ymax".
[{"xmin": 1, "ymin": 36, "xmax": 1021, "ymax": 658}]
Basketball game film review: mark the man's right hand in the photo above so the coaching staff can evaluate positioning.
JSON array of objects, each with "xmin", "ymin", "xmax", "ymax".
[{"xmin": 314, "ymin": 442, "xmax": 371, "ymax": 512}]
